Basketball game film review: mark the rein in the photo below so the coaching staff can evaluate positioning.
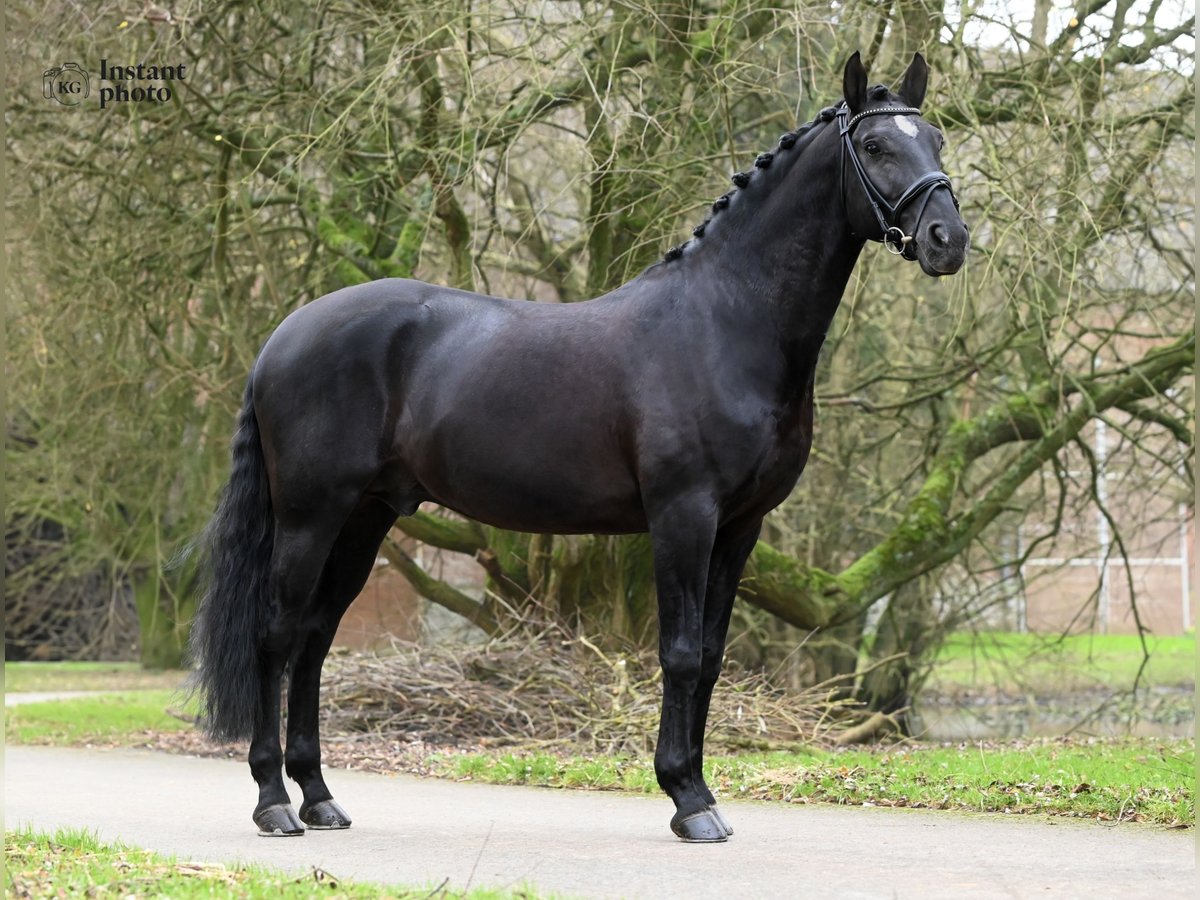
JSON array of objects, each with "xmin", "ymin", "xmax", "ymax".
[{"xmin": 836, "ymin": 104, "xmax": 957, "ymax": 255}]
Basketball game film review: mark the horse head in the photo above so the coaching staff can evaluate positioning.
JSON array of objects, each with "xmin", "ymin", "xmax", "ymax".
[{"xmin": 840, "ymin": 52, "xmax": 970, "ymax": 277}]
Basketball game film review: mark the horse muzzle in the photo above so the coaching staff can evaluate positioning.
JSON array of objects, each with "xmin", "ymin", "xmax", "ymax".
[{"xmin": 913, "ymin": 215, "xmax": 969, "ymax": 276}]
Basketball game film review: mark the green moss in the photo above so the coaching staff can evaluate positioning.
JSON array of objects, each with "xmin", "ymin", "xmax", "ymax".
[
  {"xmin": 317, "ymin": 215, "xmax": 373, "ymax": 285},
  {"xmin": 391, "ymin": 183, "xmax": 433, "ymax": 276},
  {"xmin": 833, "ymin": 543, "xmax": 891, "ymax": 601},
  {"xmin": 741, "ymin": 541, "xmax": 841, "ymax": 628},
  {"xmin": 947, "ymin": 417, "xmax": 979, "ymax": 439}
]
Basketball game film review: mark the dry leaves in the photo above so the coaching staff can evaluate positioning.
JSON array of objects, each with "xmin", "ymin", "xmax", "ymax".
[{"xmin": 316, "ymin": 638, "xmax": 867, "ymax": 753}]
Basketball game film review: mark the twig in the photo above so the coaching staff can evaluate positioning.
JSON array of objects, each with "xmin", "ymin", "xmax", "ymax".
[{"xmin": 464, "ymin": 820, "xmax": 494, "ymax": 892}]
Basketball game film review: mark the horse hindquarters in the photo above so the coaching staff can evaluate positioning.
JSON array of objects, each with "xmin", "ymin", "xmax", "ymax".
[{"xmin": 241, "ymin": 330, "xmax": 417, "ymax": 833}]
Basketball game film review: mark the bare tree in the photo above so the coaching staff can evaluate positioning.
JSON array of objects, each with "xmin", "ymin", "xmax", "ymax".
[{"xmin": 6, "ymin": 0, "xmax": 1191, "ymax": 699}]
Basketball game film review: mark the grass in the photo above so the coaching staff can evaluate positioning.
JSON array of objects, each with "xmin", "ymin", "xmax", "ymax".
[
  {"xmin": 5, "ymin": 691, "xmax": 196, "ymax": 745},
  {"xmin": 5, "ymin": 650, "xmax": 1194, "ymax": 828},
  {"xmin": 7, "ymin": 691, "xmax": 1191, "ymax": 825},
  {"xmin": 430, "ymin": 738, "xmax": 1194, "ymax": 825},
  {"xmin": 4, "ymin": 827, "xmax": 548, "ymax": 899},
  {"xmin": 5, "ymin": 660, "xmax": 188, "ymax": 693},
  {"xmin": 923, "ymin": 632, "xmax": 1196, "ymax": 695}
]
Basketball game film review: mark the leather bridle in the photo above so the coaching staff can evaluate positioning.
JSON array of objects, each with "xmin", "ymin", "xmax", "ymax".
[{"xmin": 837, "ymin": 104, "xmax": 958, "ymax": 256}]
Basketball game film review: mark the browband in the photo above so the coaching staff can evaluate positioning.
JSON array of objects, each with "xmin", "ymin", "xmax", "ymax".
[{"xmin": 839, "ymin": 105, "xmax": 923, "ymax": 134}]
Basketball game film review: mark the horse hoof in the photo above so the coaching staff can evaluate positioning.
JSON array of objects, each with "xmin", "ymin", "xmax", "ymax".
[
  {"xmin": 254, "ymin": 803, "xmax": 305, "ymax": 836},
  {"xmin": 671, "ymin": 808, "xmax": 728, "ymax": 843},
  {"xmin": 301, "ymin": 799, "xmax": 352, "ymax": 830},
  {"xmin": 709, "ymin": 805, "xmax": 734, "ymax": 836}
]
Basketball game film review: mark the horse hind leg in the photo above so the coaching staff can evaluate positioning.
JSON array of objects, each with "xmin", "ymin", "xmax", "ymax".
[
  {"xmin": 249, "ymin": 515, "xmax": 350, "ymax": 836},
  {"xmin": 283, "ymin": 496, "xmax": 399, "ymax": 830}
]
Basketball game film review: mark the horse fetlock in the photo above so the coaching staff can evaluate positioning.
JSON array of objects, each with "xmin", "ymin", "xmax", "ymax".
[
  {"xmin": 248, "ymin": 753, "xmax": 283, "ymax": 783},
  {"xmin": 284, "ymin": 760, "xmax": 324, "ymax": 793},
  {"xmin": 654, "ymin": 758, "xmax": 687, "ymax": 790},
  {"xmin": 692, "ymin": 774, "xmax": 717, "ymax": 806},
  {"xmin": 655, "ymin": 749, "xmax": 703, "ymax": 799}
]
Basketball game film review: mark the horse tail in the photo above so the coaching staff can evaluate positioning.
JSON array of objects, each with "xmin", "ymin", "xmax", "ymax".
[{"xmin": 189, "ymin": 378, "xmax": 274, "ymax": 742}]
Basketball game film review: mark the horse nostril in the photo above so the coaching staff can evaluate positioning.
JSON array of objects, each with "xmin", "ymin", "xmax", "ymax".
[{"xmin": 930, "ymin": 223, "xmax": 950, "ymax": 245}]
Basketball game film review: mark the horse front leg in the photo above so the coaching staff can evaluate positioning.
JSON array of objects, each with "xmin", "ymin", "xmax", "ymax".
[
  {"xmin": 689, "ymin": 517, "xmax": 763, "ymax": 837},
  {"xmin": 648, "ymin": 495, "xmax": 725, "ymax": 842}
]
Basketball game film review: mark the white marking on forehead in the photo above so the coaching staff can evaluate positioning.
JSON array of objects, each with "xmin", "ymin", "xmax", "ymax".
[{"xmin": 893, "ymin": 115, "xmax": 919, "ymax": 138}]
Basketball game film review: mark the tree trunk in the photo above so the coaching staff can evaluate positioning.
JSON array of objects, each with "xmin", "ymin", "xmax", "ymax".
[
  {"xmin": 858, "ymin": 577, "xmax": 938, "ymax": 729},
  {"xmin": 133, "ymin": 570, "xmax": 194, "ymax": 670}
]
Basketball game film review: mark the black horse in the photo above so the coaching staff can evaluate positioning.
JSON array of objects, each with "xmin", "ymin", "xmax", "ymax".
[{"xmin": 191, "ymin": 51, "xmax": 968, "ymax": 843}]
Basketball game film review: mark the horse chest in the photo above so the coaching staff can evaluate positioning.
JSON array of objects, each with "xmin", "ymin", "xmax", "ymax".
[
  {"xmin": 760, "ymin": 413, "xmax": 813, "ymax": 482},
  {"xmin": 712, "ymin": 401, "xmax": 813, "ymax": 519}
]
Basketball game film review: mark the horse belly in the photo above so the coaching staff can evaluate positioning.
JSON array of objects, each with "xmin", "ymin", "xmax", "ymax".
[
  {"xmin": 399, "ymin": 389, "xmax": 645, "ymax": 534},
  {"xmin": 419, "ymin": 445, "xmax": 645, "ymax": 534},
  {"xmin": 439, "ymin": 479, "xmax": 645, "ymax": 534}
]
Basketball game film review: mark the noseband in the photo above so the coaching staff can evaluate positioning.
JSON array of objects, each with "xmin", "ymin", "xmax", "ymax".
[{"xmin": 836, "ymin": 104, "xmax": 958, "ymax": 255}]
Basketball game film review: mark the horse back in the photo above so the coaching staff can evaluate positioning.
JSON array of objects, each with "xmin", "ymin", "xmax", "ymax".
[{"xmin": 252, "ymin": 279, "xmax": 648, "ymax": 532}]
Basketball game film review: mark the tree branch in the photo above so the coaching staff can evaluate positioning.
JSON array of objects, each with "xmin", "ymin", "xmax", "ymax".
[
  {"xmin": 380, "ymin": 535, "xmax": 498, "ymax": 635},
  {"xmin": 738, "ymin": 334, "xmax": 1194, "ymax": 628},
  {"xmin": 1115, "ymin": 400, "xmax": 1194, "ymax": 446},
  {"xmin": 391, "ymin": 509, "xmax": 488, "ymax": 556}
]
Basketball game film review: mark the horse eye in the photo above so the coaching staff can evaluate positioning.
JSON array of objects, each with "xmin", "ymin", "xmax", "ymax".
[{"xmin": 864, "ymin": 141, "xmax": 881, "ymax": 156}]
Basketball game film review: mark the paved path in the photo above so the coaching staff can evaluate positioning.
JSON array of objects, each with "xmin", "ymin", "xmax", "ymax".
[
  {"xmin": 5, "ymin": 691, "xmax": 127, "ymax": 706},
  {"xmin": 5, "ymin": 746, "xmax": 1194, "ymax": 898}
]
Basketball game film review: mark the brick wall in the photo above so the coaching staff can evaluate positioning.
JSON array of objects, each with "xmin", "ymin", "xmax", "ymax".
[{"xmin": 332, "ymin": 559, "xmax": 421, "ymax": 649}]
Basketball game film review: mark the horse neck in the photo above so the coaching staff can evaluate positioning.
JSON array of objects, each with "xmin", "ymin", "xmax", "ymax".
[{"xmin": 676, "ymin": 120, "xmax": 864, "ymax": 355}]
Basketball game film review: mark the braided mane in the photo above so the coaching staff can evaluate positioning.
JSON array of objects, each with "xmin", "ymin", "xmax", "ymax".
[{"xmin": 661, "ymin": 84, "xmax": 893, "ymax": 263}]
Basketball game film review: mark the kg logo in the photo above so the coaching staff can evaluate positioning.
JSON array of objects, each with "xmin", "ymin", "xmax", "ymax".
[{"xmin": 43, "ymin": 62, "xmax": 90, "ymax": 106}]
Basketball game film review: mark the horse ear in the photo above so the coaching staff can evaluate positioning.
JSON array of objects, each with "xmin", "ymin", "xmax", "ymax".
[
  {"xmin": 898, "ymin": 52, "xmax": 928, "ymax": 108},
  {"xmin": 842, "ymin": 51, "xmax": 868, "ymax": 113}
]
